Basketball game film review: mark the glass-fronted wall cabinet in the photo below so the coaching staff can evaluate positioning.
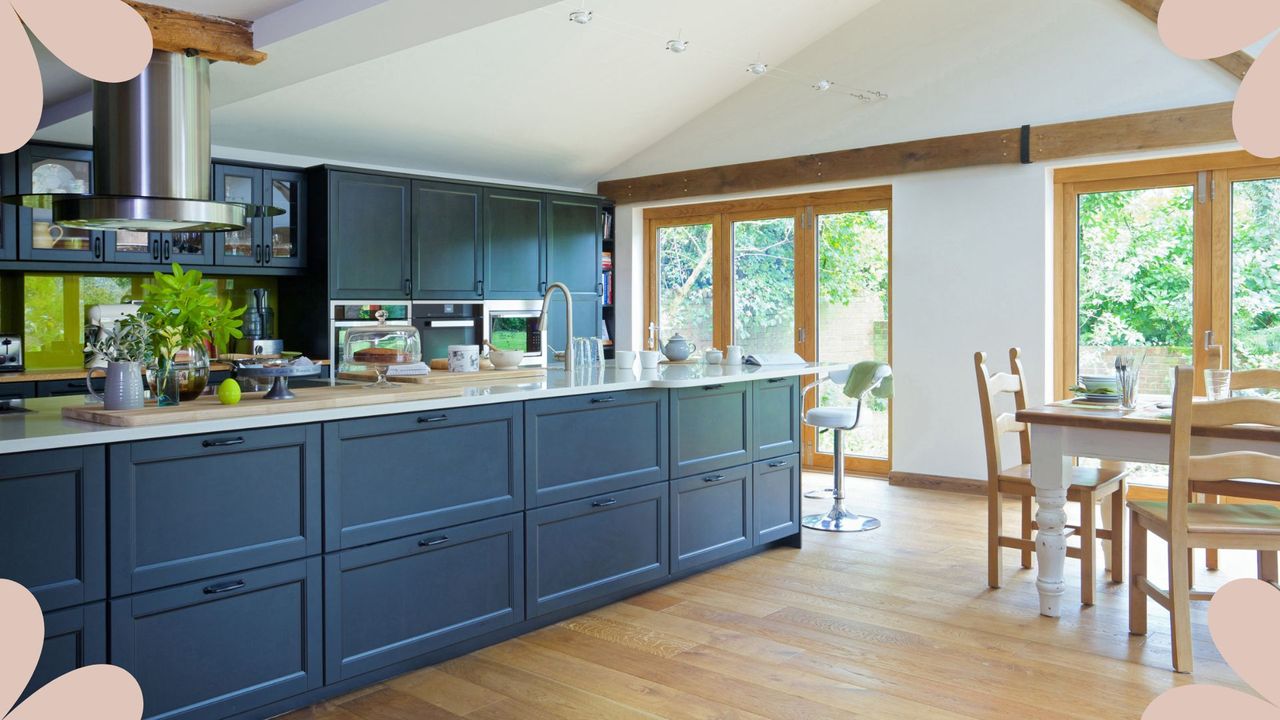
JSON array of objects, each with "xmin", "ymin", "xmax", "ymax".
[
  {"xmin": 0, "ymin": 153, "xmax": 15, "ymax": 261},
  {"xmin": 214, "ymin": 164, "xmax": 305, "ymax": 269},
  {"xmin": 16, "ymin": 145, "xmax": 103, "ymax": 262}
]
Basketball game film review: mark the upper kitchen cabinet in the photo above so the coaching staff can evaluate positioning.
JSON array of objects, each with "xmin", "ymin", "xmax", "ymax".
[
  {"xmin": 483, "ymin": 188, "xmax": 545, "ymax": 299},
  {"xmin": 412, "ymin": 181, "xmax": 483, "ymax": 300},
  {"xmin": 16, "ymin": 144, "xmax": 103, "ymax": 262},
  {"xmin": 328, "ymin": 171, "xmax": 412, "ymax": 299},
  {"xmin": 214, "ymin": 164, "xmax": 306, "ymax": 270},
  {"xmin": 0, "ymin": 153, "xmax": 15, "ymax": 261},
  {"xmin": 546, "ymin": 194, "xmax": 603, "ymax": 296}
]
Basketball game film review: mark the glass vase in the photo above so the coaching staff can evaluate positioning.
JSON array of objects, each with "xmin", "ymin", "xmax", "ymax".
[
  {"xmin": 155, "ymin": 359, "xmax": 182, "ymax": 407},
  {"xmin": 148, "ymin": 345, "xmax": 211, "ymax": 403}
]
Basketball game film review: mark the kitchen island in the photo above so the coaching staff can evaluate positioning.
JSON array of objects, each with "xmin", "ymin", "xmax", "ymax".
[{"xmin": 0, "ymin": 363, "xmax": 836, "ymax": 720}]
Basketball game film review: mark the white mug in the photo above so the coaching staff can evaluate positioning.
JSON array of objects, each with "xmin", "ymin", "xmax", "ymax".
[
  {"xmin": 639, "ymin": 350, "xmax": 662, "ymax": 369},
  {"xmin": 614, "ymin": 350, "xmax": 636, "ymax": 369},
  {"xmin": 448, "ymin": 344, "xmax": 481, "ymax": 372},
  {"xmin": 725, "ymin": 345, "xmax": 744, "ymax": 365},
  {"xmin": 704, "ymin": 349, "xmax": 723, "ymax": 365}
]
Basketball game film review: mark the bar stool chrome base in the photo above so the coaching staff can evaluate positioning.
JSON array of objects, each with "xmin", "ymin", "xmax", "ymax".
[
  {"xmin": 802, "ymin": 505, "xmax": 881, "ymax": 532},
  {"xmin": 803, "ymin": 488, "xmax": 835, "ymax": 499}
]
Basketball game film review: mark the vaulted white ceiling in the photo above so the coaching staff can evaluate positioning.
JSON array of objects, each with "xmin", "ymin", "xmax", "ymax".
[{"xmin": 30, "ymin": 0, "xmax": 1253, "ymax": 192}]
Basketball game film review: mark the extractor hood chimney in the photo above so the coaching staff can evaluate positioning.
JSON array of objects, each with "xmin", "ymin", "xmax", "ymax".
[{"xmin": 4, "ymin": 50, "xmax": 277, "ymax": 232}]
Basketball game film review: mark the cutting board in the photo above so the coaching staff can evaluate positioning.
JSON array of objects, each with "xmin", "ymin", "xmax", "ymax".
[
  {"xmin": 62, "ymin": 383, "xmax": 467, "ymax": 427},
  {"xmin": 338, "ymin": 367, "xmax": 546, "ymax": 386}
]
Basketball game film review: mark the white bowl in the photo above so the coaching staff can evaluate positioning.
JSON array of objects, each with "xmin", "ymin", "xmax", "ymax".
[{"xmin": 489, "ymin": 350, "xmax": 524, "ymax": 369}]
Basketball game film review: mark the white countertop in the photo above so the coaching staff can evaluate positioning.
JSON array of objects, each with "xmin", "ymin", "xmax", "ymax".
[{"xmin": 0, "ymin": 362, "xmax": 845, "ymax": 455}]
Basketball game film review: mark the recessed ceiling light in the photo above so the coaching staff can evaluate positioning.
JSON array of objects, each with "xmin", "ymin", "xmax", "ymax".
[
  {"xmin": 746, "ymin": 62, "xmax": 768, "ymax": 75},
  {"xmin": 568, "ymin": 9, "xmax": 592, "ymax": 24},
  {"xmin": 666, "ymin": 39, "xmax": 689, "ymax": 53},
  {"xmin": 813, "ymin": 79, "xmax": 833, "ymax": 92}
]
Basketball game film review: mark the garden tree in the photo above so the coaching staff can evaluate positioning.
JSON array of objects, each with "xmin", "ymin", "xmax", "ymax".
[{"xmin": 1078, "ymin": 181, "xmax": 1279, "ymax": 370}]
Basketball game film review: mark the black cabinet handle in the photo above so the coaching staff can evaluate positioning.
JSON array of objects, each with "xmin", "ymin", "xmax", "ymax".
[
  {"xmin": 254, "ymin": 243, "xmax": 262, "ymax": 264},
  {"xmin": 264, "ymin": 240, "xmax": 272, "ymax": 264},
  {"xmin": 590, "ymin": 396, "xmax": 615, "ymax": 404},
  {"xmin": 704, "ymin": 384, "xmax": 725, "ymax": 391},
  {"xmin": 768, "ymin": 377, "xmax": 787, "ymax": 383},
  {"xmin": 768, "ymin": 460, "xmax": 790, "ymax": 468},
  {"xmin": 203, "ymin": 579, "xmax": 245, "ymax": 595},
  {"xmin": 475, "ymin": 280, "xmax": 484, "ymax": 297},
  {"xmin": 539, "ymin": 281, "xmax": 547, "ymax": 295},
  {"xmin": 403, "ymin": 278, "xmax": 412, "ymax": 296},
  {"xmin": 151, "ymin": 237, "xmax": 161, "ymax": 261},
  {"xmin": 596, "ymin": 282, "xmax": 604, "ymax": 296},
  {"xmin": 418, "ymin": 414, "xmax": 448, "ymax": 423},
  {"xmin": 202, "ymin": 437, "xmax": 245, "ymax": 448},
  {"xmin": 92, "ymin": 237, "xmax": 102, "ymax": 259},
  {"xmin": 418, "ymin": 535, "xmax": 449, "ymax": 547},
  {"xmin": 703, "ymin": 474, "xmax": 726, "ymax": 483},
  {"xmin": 162, "ymin": 238, "xmax": 171, "ymax": 261},
  {"xmin": 591, "ymin": 498, "xmax": 617, "ymax": 507}
]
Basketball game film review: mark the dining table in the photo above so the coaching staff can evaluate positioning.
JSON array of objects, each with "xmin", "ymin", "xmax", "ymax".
[{"xmin": 1015, "ymin": 401, "xmax": 1280, "ymax": 617}]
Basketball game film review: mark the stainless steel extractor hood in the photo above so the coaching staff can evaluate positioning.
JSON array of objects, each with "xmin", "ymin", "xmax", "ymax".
[{"xmin": 4, "ymin": 50, "xmax": 277, "ymax": 232}]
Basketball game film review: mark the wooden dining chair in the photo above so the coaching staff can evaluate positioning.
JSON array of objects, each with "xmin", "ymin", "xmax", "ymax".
[
  {"xmin": 975, "ymin": 348, "xmax": 1128, "ymax": 605},
  {"xmin": 1129, "ymin": 366, "xmax": 1280, "ymax": 673}
]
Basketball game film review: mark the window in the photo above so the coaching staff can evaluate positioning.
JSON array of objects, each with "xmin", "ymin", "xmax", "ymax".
[{"xmin": 646, "ymin": 187, "xmax": 892, "ymax": 473}]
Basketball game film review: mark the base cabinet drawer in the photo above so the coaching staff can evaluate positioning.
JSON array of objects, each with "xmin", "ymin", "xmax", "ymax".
[
  {"xmin": 752, "ymin": 455, "xmax": 800, "ymax": 545},
  {"xmin": 671, "ymin": 465, "xmax": 752, "ymax": 572},
  {"xmin": 753, "ymin": 377, "xmax": 801, "ymax": 460},
  {"xmin": 527, "ymin": 483, "xmax": 669, "ymax": 617},
  {"xmin": 324, "ymin": 404, "xmax": 523, "ymax": 550},
  {"xmin": 525, "ymin": 389, "xmax": 668, "ymax": 507},
  {"xmin": 109, "ymin": 425, "xmax": 322, "ymax": 595},
  {"xmin": 324, "ymin": 514, "xmax": 523, "ymax": 681},
  {"xmin": 0, "ymin": 447, "xmax": 105, "ymax": 611},
  {"xmin": 0, "ymin": 381, "xmax": 35, "ymax": 400},
  {"xmin": 670, "ymin": 383, "xmax": 753, "ymax": 477},
  {"xmin": 110, "ymin": 558, "xmax": 323, "ymax": 720},
  {"xmin": 22, "ymin": 603, "xmax": 106, "ymax": 703}
]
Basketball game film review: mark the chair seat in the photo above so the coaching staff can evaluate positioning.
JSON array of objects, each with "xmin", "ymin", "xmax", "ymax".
[
  {"xmin": 998, "ymin": 464, "xmax": 1127, "ymax": 492},
  {"xmin": 805, "ymin": 406, "xmax": 859, "ymax": 429},
  {"xmin": 1129, "ymin": 500, "xmax": 1280, "ymax": 536}
]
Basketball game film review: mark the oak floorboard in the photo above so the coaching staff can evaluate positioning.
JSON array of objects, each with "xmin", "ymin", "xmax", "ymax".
[{"xmin": 286, "ymin": 475, "xmax": 1250, "ymax": 719}]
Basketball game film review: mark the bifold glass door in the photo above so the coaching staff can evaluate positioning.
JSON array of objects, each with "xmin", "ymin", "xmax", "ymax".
[
  {"xmin": 729, "ymin": 212, "xmax": 798, "ymax": 356},
  {"xmin": 1224, "ymin": 172, "xmax": 1280, "ymax": 376}
]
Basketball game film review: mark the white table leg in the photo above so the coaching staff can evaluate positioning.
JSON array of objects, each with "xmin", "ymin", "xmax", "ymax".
[{"xmin": 1030, "ymin": 426, "xmax": 1074, "ymax": 617}]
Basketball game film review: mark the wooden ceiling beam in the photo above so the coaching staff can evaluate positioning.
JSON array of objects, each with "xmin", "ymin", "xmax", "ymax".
[
  {"xmin": 1117, "ymin": 0, "xmax": 1252, "ymax": 80},
  {"xmin": 597, "ymin": 103, "xmax": 1238, "ymax": 203},
  {"xmin": 124, "ymin": 1, "xmax": 267, "ymax": 65}
]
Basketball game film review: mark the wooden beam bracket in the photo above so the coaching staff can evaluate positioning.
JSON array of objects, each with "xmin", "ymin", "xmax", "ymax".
[{"xmin": 125, "ymin": 1, "xmax": 266, "ymax": 65}]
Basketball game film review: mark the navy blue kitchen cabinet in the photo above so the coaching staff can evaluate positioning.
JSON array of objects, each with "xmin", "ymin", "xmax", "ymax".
[
  {"xmin": 526, "ymin": 482, "xmax": 669, "ymax": 617},
  {"xmin": 15, "ymin": 144, "xmax": 103, "ymax": 263},
  {"xmin": 543, "ymin": 293, "xmax": 603, "ymax": 354},
  {"xmin": 412, "ymin": 180, "xmax": 483, "ymax": 300},
  {"xmin": 483, "ymin": 188, "xmax": 545, "ymax": 299},
  {"xmin": 670, "ymin": 464, "xmax": 752, "ymax": 572},
  {"xmin": 328, "ymin": 171, "xmax": 412, "ymax": 299},
  {"xmin": 37, "ymin": 377, "xmax": 103, "ymax": 397},
  {"xmin": 670, "ymin": 382, "xmax": 754, "ymax": 478},
  {"xmin": 324, "ymin": 514, "xmax": 523, "ymax": 682},
  {"xmin": 524, "ymin": 389, "xmax": 668, "ymax": 507},
  {"xmin": 752, "ymin": 454, "xmax": 801, "ymax": 545},
  {"xmin": 753, "ymin": 376, "xmax": 801, "ymax": 460},
  {"xmin": 545, "ymin": 194, "xmax": 602, "ymax": 296},
  {"xmin": 110, "ymin": 558, "xmax": 323, "ymax": 720},
  {"xmin": 0, "ymin": 447, "xmax": 105, "ymax": 611},
  {"xmin": 108, "ymin": 425, "xmax": 322, "ymax": 596},
  {"xmin": 0, "ymin": 382, "xmax": 36, "ymax": 401},
  {"xmin": 1, "ymin": 152, "xmax": 15, "ymax": 260},
  {"xmin": 23, "ymin": 603, "xmax": 107, "ymax": 703},
  {"xmin": 322, "ymin": 404, "xmax": 523, "ymax": 550}
]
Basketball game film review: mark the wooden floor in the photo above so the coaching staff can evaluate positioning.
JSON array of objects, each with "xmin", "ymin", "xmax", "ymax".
[{"xmin": 281, "ymin": 474, "xmax": 1255, "ymax": 720}]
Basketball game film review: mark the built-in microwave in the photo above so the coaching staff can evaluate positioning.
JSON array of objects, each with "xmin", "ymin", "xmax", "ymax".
[{"xmin": 485, "ymin": 301, "xmax": 543, "ymax": 361}]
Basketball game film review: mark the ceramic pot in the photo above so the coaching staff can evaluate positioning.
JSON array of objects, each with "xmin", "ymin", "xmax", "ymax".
[{"xmin": 86, "ymin": 361, "xmax": 145, "ymax": 410}]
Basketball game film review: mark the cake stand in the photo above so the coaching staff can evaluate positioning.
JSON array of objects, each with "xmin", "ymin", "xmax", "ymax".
[{"xmin": 236, "ymin": 363, "xmax": 324, "ymax": 400}]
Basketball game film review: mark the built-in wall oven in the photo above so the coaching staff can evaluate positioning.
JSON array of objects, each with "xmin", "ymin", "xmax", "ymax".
[
  {"xmin": 415, "ymin": 303, "xmax": 485, "ymax": 363},
  {"xmin": 485, "ymin": 301, "xmax": 544, "ymax": 363}
]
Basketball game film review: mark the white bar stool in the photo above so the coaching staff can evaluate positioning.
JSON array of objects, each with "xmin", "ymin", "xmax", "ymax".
[{"xmin": 801, "ymin": 365, "xmax": 890, "ymax": 533}]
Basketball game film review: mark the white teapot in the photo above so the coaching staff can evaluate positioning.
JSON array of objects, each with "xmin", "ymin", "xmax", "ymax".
[{"xmin": 661, "ymin": 333, "xmax": 696, "ymax": 362}]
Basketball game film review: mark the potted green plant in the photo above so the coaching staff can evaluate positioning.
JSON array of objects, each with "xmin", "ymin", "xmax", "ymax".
[{"xmin": 139, "ymin": 263, "xmax": 245, "ymax": 405}]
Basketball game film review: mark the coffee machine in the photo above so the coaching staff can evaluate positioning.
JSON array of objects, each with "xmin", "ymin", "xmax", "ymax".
[
  {"xmin": 86, "ymin": 303, "xmax": 142, "ymax": 368},
  {"xmin": 235, "ymin": 288, "xmax": 283, "ymax": 356}
]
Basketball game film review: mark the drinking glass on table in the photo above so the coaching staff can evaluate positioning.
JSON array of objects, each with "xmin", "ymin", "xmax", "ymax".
[{"xmin": 1205, "ymin": 369, "xmax": 1232, "ymax": 401}]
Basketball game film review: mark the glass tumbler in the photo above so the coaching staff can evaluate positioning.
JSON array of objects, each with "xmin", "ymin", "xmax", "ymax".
[{"xmin": 1205, "ymin": 369, "xmax": 1232, "ymax": 401}]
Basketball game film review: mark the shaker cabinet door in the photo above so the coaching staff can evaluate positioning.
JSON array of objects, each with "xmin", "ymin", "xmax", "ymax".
[
  {"xmin": 752, "ymin": 454, "xmax": 801, "ymax": 545},
  {"xmin": 671, "ymin": 464, "xmax": 752, "ymax": 572},
  {"xmin": 0, "ymin": 152, "xmax": 14, "ymax": 260},
  {"xmin": 753, "ymin": 376, "xmax": 801, "ymax": 460},
  {"xmin": 412, "ymin": 180, "xmax": 483, "ymax": 299},
  {"xmin": 483, "ymin": 188, "xmax": 544, "ymax": 299},
  {"xmin": 329, "ymin": 171, "xmax": 411, "ymax": 298},
  {"xmin": 670, "ymin": 383, "xmax": 754, "ymax": 477},
  {"xmin": 22, "ymin": 604, "xmax": 107, "ymax": 704},
  {"xmin": 545, "ymin": 194, "xmax": 602, "ymax": 295},
  {"xmin": 0, "ymin": 447, "xmax": 105, "ymax": 611}
]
